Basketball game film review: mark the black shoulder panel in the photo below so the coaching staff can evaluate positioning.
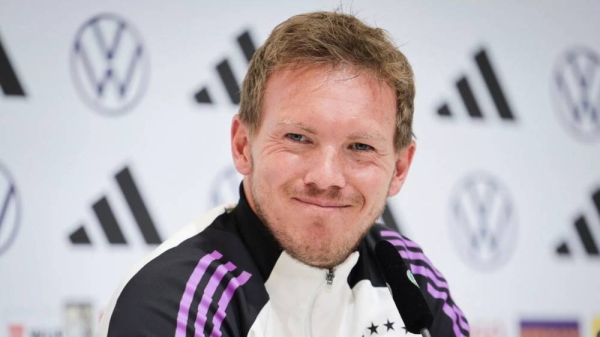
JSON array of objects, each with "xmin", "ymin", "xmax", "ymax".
[
  {"xmin": 351, "ymin": 224, "xmax": 471, "ymax": 337},
  {"xmin": 107, "ymin": 209, "xmax": 271, "ymax": 337}
]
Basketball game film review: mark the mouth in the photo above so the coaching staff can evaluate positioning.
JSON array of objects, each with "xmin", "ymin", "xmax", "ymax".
[{"xmin": 293, "ymin": 197, "xmax": 350, "ymax": 208}]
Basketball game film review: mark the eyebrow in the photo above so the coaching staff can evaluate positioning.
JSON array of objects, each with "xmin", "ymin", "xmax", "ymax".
[
  {"xmin": 348, "ymin": 132, "xmax": 387, "ymax": 142},
  {"xmin": 278, "ymin": 119, "xmax": 387, "ymax": 142},
  {"xmin": 277, "ymin": 120, "xmax": 318, "ymax": 134}
]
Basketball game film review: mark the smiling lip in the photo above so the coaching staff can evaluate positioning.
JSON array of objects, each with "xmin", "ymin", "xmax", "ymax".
[{"xmin": 293, "ymin": 197, "xmax": 350, "ymax": 208}]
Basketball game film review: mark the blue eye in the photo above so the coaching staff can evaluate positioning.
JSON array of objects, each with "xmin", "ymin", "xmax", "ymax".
[
  {"xmin": 350, "ymin": 143, "xmax": 374, "ymax": 151},
  {"xmin": 286, "ymin": 133, "xmax": 308, "ymax": 142}
]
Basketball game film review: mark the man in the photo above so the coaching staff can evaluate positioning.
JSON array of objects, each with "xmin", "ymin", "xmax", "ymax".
[{"xmin": 97, "ymin": 11, "xmax": 469, "ymax": 337}]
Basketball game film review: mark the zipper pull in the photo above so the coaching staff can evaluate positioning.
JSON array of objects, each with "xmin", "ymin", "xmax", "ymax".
[{"xmin": 326, "ymin": 268, "xmax": 335, "ymax": 285}]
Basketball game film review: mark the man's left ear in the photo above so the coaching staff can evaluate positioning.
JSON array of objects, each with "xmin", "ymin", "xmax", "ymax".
[{"xmin": 388, "ymin": 140, "xmax": 416, "ymax": 197}]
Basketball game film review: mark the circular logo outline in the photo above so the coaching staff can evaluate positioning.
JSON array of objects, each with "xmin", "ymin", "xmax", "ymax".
[
  {"xmin": 0, "ymin": 162, "xmax": 21, "ymax": 256},
  {"xmin": 551, "ymin": 46, "xmax": 600, "ymax": 143},
  {"xmin": 70, "ymin": 12, "xmax": 150, "ymax": 116},
  {"xmin": 448, "ymin": 171, "xmax": 518, "ymax": 271},
  {"xmin": 210, "ymin": 165, "xmax": 243, "ymax": 208}
]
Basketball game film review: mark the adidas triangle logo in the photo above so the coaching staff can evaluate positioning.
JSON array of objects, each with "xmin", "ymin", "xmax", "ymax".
[
  {"xmin": 194, "ymin": 30, "xmax": 256, "ymax": 106},
  {"xmin": 0, "ymin": 34, "xmax": 26, "ymax": 97},
  {"xmin": 437, "ymin": 48, "xmax": 515, "ymax": 122},
  {"xmin": 68, "ymin": 166, "xmax": 162, "ymax": 246},
  {"xmin": 555, "ymin": 188, "xmax": 600, "ymax": 257}
]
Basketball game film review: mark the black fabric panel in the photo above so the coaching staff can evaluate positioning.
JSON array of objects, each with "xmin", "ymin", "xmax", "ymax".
[
  {"xmin": 350, "ymin": 223, "xmax": 470, "ymax": 337},
  {"xmin": 414, "ymin": 272, "xmax": 470, "ymax": 337},
  {"xmin": 107, "ymin": 207, "xmax": 271, "ymax": 337}
]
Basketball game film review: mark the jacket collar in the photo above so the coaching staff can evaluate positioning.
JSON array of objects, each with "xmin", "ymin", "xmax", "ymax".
[{"xmin": 233, "ymin": 183, "xmax": 284, "ymax": 282}]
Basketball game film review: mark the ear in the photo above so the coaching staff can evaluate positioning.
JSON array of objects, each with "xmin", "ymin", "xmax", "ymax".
[
  {"xmin": 231, "ymin": 115, "xmax": 252, "ymax": 176},
  {"xmin": 387, "ymin": 140, "xmax": 416, "ymax": 197}
]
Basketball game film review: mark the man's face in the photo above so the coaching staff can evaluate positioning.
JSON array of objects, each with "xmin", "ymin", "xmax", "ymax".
[{"xmin": 232, "ymin": 64, "xmax": 415, "ymax": 269}]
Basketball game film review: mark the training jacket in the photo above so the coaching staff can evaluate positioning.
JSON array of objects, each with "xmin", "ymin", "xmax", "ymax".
[{"xmin": 97, "ymin": 186, "xmax": 470, "ymax": 337}]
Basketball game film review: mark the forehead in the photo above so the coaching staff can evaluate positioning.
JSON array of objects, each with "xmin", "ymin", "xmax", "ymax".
[{"xmin": 261, "ymin": 64, "xmax": 397, "ymax": 127}]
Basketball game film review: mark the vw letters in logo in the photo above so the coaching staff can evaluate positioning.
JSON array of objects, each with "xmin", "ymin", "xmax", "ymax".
[
  {"xmin": 552, "ymin": 46, "xmax": 600, "ymax": 142},
  {"xmin": 0, "ymin": 162, "xmax": 20, "ymax": 256},
  {"xmin": 71, "ymin": 13, "xmax": 149, "ymax": 115},
  {"xmin": 449, "ymin": 172, "xmax": 517, "ymax": 270}
]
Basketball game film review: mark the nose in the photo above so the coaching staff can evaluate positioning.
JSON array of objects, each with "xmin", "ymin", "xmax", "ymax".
[{"xmin": 303, "ymin": 146, "xmax": 346, "ymax": 190}]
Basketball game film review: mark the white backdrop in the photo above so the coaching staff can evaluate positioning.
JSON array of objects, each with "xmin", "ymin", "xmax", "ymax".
[{"xmin": 0, "ymin": 1, "xmax": 599, "ymax": 336}]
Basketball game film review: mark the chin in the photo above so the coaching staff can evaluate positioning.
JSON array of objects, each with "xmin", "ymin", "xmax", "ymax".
[
  {"xmin": 284, "ymin": 226, "xmax": 367, "ymax": 269},
  {"xmin": 288, "ymin": 247, "xmax": 350, "ymax": 270}
]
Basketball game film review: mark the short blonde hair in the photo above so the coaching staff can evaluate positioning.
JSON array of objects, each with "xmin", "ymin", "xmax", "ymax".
[{"xmin": 239, "ymin": 11, "xmax": 415, "ymax": 150}]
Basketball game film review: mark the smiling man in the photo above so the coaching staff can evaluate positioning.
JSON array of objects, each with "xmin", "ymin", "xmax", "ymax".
[{"xmin": 98, "ymin": 11, "xmax": 469, "ymax": 337}]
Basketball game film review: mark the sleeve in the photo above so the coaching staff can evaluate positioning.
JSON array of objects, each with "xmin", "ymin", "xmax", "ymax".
[
  {"xmin": 97, "ymin": 249, "xmax": 249, "ymax": 337},
  {"xmin": 392, "ymin": 235, "xmax": 470, "ymax": 337}
]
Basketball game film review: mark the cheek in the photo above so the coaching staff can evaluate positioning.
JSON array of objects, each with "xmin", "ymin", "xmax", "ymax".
[
  {"xmin": 349, "ymin": 164, "xmax": 392, "ymax": 193},
  {"xmin": 265, "ymin": 144, "xmax": 305, "ymax": 167},
  {"xmin": 254, "ymin": 152, "xmax": 302, "ymax": 188}
]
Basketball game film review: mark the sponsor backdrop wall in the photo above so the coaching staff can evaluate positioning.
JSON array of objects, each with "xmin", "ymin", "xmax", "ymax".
[{"xmin": 0, "ymin": 0, "xmax": 598, "ymax": 336}]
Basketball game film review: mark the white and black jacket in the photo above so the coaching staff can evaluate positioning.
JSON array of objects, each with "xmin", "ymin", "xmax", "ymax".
[{"xmin": 97, "ymin": 186, "xmax": 470, "ymax": 337}]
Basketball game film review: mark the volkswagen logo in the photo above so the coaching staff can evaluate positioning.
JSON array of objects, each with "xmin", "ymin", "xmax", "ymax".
[
  {"xmin": 70, "ymin": 13, "xmax": 149, "ymax": 116},
  {"xmin": 552, "ymin": 46, "xmax": 600, "ymax": 142},
  {"xmin": 209, "ymin": 165, "xmax": 242, "ymax": 208},
  {"xmin": 0, "ymin": 162, "xmax": 20, "ymax": 256},
  {"xmin": 449, "ymin": 172, "xmax": 517, "ymax": 271}
]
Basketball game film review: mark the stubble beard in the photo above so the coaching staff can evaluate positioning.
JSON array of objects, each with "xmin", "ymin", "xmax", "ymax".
[{"xmin": 249, "ymin": 167, "xmax": 389, "ymax": 270}]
